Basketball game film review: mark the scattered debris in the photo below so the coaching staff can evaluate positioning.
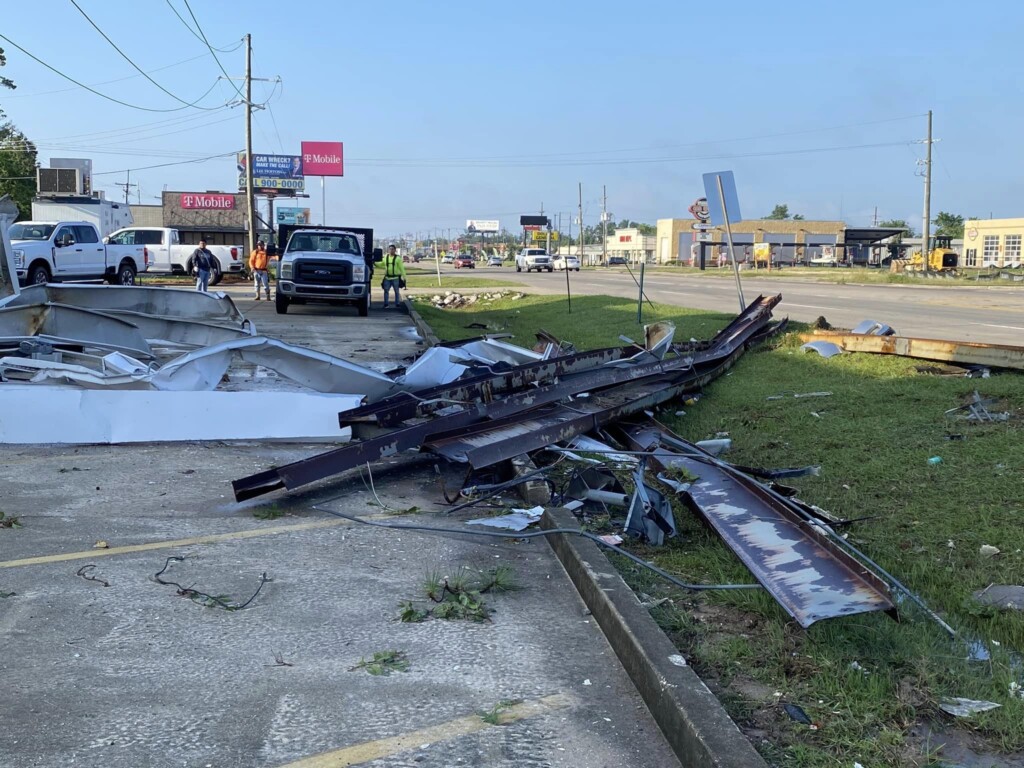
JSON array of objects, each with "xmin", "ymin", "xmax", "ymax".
[
  {"xmin": 801, "ymin": 341, "xmax": 843, "ymax": 358},
  {"xmin": 945, "ymin": 390, "xmax": 1010, "ymax": 423},
  {"xmin": 812, "ymin": 316, "xmax": 832, "ymax": 330},
  {"xmin": 972, "ymin": 585, "xmax": 1024, "ymax": 611},
  {"xmin": 615, "ymin": 420, "xmax": 897, "ymax": 628},
  {"xmin": 783, "ymin": 702, "xmax": 814, "ymax": 726},
  {"xmin": 851, "ymin": 319, "xmax": 896, "ymax": 336},
  {"xmin": 466, "ymin": 506, "xmax": 544, "ymax": 532},
  {"xmin": 928, "ymin": 456, "xmax": 943, "ymax": 466},
  {"xmin": 598, "ymin": 534, "xmax": 624, "ymax": 546},
  {"xmin": 0, "ymin": 510, "xmax": 20, "ymax": 528},
  {"xmin": 980, "ymin": 545, "xmax": 1001, "ymax": 558},
  {"xmin": 624, "ymin": 468, "xmax": 677, "ymax": 546},
  {"xmin": 0, "ymin": 590, "xmax": 15, "ymax": 598},
  {"xmin": 797, "ymin": 331, "xmax": 1024, "ymax": 371},
  {"xmin": 939, "ymin": 697, "xmax": 1001, "ymax": 717},
  {"xmin": 265, "ymin": 651, "xmax": 294, "ymax": 668},
  {"xmin": 75, "ymin": 564, "xmax": 110, "ymax": 587},
  {"xmin": 350, "ymin": 650, "xmax": 409, "ymax": 676},
  {"xmin": 153, "ymin": 556, "xmax": 268, "ymax": 611},
  {"xmin": 766, "ymin": 391, "xmax": 833, "ymax": 401}
]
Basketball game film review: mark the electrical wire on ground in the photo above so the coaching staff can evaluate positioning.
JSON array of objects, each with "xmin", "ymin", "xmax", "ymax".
[
  {"xmin": 310, "ymin": 504, "xmax": 760, "ymax": 593},
  {"xmin": 154, "ymin": 556, "xmax": 268, "ymax": 610}
]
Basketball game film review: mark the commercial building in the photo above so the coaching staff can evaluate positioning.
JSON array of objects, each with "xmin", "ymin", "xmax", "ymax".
[
  {"xmin": 129, "ymin": 191, "xmax": 270, "ymax": 247},
  {"xmin": 554, "ymin": 227, "xmax": 656, "ymax": 265},
  {"xmin": 657, "ymin": 218, "xmax": 847, "ymax": 264},
  {"xmin": 961, "ymin": 218, "xmax": 1024, "ymax": 268}
]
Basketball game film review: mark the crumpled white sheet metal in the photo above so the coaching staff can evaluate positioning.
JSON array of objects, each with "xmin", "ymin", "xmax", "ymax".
[
  {"xmin": 851, "ymin": 319, "xmax": 895, "ymax": 336},
  {"xmin": 399, "ymin": 346, "xmax": 469, "ymax": 389},
  {"xmin": 150, "ymin": 336, "xmax": 398, "ymax": 398},
  {"xmin": 1, "ymin": 284, "xmax": 247, "ymax": 327},
  {"xmin": 801, "ymin": 340, "xmax": 844, "ymax": 358},
  {"xmin": 452, "ymin": 338, "xmax": 544, "ymax": 367},
  {"xmin": 0, "ymin": 303, "xmax": 154, "ymax": 358},
  {"xmin": 0, "ymin": 355, "xmax": 153, "ymax": 389},
  {"xmin": 0, "ymin": 385, "xmax": 360, "ymax": 444},
  {"xmin": 99, "ymin": 310, "xmax": 254, "ymax": 347}
]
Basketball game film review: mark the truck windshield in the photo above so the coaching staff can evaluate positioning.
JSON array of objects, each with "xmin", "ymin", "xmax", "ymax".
[
  {"xmin": 286, "ymin": 233, "xmax": 360, "ymax": 255},
  {"xmin": 9, "ymin": 223, "xmax": 55, "ymax": 241}
]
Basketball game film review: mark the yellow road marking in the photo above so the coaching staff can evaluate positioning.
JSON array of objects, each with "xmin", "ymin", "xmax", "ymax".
[
  {"xmin": 277, "ymin": 694, "xmax": 571, "ymax": 768},
  {"xmin": 0, "ymin": 518, "xmax": 350, "ymax": 569}
]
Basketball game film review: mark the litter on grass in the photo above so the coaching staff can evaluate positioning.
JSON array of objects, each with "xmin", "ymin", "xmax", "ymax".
[
  {"xmin": 466, "ymin": 506, "xmax": 544, "ymax": 531},
  {"xmin": 939, "ymin": 697, "xmax": 1002, "ymax": 717}
]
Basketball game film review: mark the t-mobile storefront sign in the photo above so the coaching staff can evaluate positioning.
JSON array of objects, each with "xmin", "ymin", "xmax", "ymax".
[
  {"xmin": 300, "ymin": 141, "xmax": 344, "ymax": 176},
  {"xmin": 180, "ymin": 193, "xmax": 236, "ymax": 209}
]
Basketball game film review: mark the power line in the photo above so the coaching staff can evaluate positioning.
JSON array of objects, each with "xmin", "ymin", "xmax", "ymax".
[
  {"xmin": 0, "ymin": 48, "xmax": 240, "ymax": 100},
  {"xmin": 91, "ymin": 151, "xmax": 237, "ymax": 177},
  {"xmin": 69, "ymin": 0, "xmax": 225, "ymax": 111},
  {"xmin": 0, "ymin": 32, "xmax": 217, "ymax": 113},
  {"xmin": 179, "ymin": 0, "xmax": 246, "ymax": 100},
  {"xmin": 31, "ymin": 108, "xmax": 231, "ymax": 143},
  {"xmin": 163, "ymin": 0, "xmax": 242, "ymax": 53},
  {"xmin": 344, "ymin": 140, "xmax": 915, "ymax": 169}
]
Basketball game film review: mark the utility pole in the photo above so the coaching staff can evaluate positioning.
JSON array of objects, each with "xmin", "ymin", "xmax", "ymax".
[
  {"xmin": 116, "ymin": 169, "xmax": 137, "ymax": 205},
  {"xmin": 921, "ymin": 109, "xmax": 933, "ymax": 264},
  {"xmin": 578, "ymin": 183, "xmax": 584, "ymax": 263},
  {"xmin": 601, "ymin": 185, "xmax": 608, "ymax": 265},
  {"xmin": 244, "ymin": 33, "xmax": 256, "ymax": 256},
  {"xmin": 872, "ymin": 206, "xmax": 878, "ymax": 227}
]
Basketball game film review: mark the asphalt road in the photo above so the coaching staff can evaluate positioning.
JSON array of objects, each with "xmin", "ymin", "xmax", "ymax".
[{"xmin": 445, "ymin": 266, "xmax": 1024, "ymax": 345}]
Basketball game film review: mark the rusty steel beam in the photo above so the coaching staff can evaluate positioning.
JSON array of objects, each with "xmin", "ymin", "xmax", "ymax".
[
  {"xmin": 613, "ymin": 421, "xmax": 897, "ymax": 628},
  {"xmin": 798, "ymin": 332, "xmax": 1024, "ymax": 370},
  {"xmin": 339, "ymin": 344, "xmax": 633, "ymax": 428},
  {"xmin": 232, "ymin": 294, "xmax": 782, "ymax": 501}
]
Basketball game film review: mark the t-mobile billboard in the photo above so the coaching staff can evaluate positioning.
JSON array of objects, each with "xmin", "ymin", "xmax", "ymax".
[{"xmin": 301, "ymin": 141, "xmax": 344, "ymax": 176}]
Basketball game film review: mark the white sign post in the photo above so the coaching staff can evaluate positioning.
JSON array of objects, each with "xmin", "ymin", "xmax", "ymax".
[{"xmin": 702, "ymin": 171, "xmax": 745, "ymax": 312}]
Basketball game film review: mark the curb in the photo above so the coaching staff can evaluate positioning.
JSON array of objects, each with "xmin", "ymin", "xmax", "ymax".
[
  {"xmin": 403, "ymin": 299, "xmax": 440, "ymax": 347},
  {"xmin": 541, "ymin": 507, "xmax": 768, "ymax": 768}
]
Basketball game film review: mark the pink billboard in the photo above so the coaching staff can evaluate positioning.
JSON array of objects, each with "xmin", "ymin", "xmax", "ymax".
[{"xmin": 301, "ymin": 141, "xmax": 344, "ymax": 176}]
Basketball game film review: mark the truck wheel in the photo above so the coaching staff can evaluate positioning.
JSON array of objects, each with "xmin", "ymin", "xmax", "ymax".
[
  {"xmin": 357, "ymin": 295, "xmax": 369, "ymax": 317},
  {"xmin": 516, "ymin": 265, "xmax": 521, "ymax": 272},
  {"xmin": 116, "ymin": 261, "xmax": 137, "ymax": 285},
  {"xmin": 547, "ymin": 267, "xmax": 553, "ymax": 272},
  {"xmin": 275, "ymin": 294, "xmax": 289, "ymax": 314},
  {"xmin": 209, "ymin": 264, "xmax": 223, "ymax": 286},
  {"xmin": 28, "ymin": 263, "xmax": 50, "ymax": 286}
]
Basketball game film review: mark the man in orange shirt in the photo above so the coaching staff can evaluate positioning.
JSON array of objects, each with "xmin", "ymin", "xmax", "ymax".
[{"xmin": 249, "ymin": 241, "xmax": 270, "ymax": 300}]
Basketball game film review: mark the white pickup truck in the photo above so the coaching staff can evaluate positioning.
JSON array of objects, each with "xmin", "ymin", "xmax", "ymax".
[
  {"xmin": 9, "ymin": 220, "xmax": 148, "ymax": 286},
  {"xmin": 106, "ymin": 226, "xmax": 243, "ymax": 285}
]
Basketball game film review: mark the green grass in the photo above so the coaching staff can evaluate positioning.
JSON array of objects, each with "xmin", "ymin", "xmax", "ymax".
[
  {"xmin": 651, "ymin": 263, "xmax": 1024, "ymax": 287},
  {"xmin": 423, "ymin": 292, "xmax": 1024, "ymax": 767},
  {"xmin": 405, "ymin": 275, "xmax": 524, "ymax": 290},
  {"xmin": 412, "ymin": 292, "xmax": 732, "ymax": 349}
]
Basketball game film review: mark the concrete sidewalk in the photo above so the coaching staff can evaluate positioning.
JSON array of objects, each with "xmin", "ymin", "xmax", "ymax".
[{"xmin": 0, "ymin": 296, "xmax": 679, "ymax": 767}]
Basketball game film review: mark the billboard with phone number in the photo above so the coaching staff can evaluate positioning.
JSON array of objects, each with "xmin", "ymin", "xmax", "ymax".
[{"xmin": 237, "ymin": 152, "xmax": 306, "ymax": 191}]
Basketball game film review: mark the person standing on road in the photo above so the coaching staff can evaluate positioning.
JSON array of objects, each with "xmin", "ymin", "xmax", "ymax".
[
  {"xmin": 192, "ymin": 240, "xmax": 216, "ymax": 292},
  {"xmin": 381, "ymin": 244, "xmax": 407, "ymax": 309},
  {"xmin": 249, "ymin": 241, "xmax": 271, "ymax": 300}
]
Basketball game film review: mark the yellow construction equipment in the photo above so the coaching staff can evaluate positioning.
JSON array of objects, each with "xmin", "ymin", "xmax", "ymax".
[{"xmin": 907, "ymin": 236, "xmax": 958, "ymax": 273}]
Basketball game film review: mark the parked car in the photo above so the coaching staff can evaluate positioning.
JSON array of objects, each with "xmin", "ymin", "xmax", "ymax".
[
  {"xmin": 553, "ymin": 255, "xmax": 580, "ymax": 271},
  {"xmin": 454, "ymin": 255, "xmax": 475, "ymax": 269},
  {"xmin": 516, "ymin": 248, "xmax": 553, "ymax": 272},
  {"xmin": 441, "ymin": 253, "xmax": 455, "ymax": 264},
  {"xmin": 487, "ymin": 255, "xmax": 503, "ymax": 267},
  {"xmin": 607, "ymin": 256, "xmax": 627, "ymax": 266},
  {"xmin": 106, "ymin": 226, "xmax": 242, "ymax": 285},
  {"xmin": 9, "ymin": 220, "xmax": 148, "ymax": 286}
]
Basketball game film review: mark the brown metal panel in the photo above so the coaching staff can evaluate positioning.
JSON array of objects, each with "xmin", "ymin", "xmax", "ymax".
[
  {"xmin": 797, "ymin": 332, "xmax": 1024, "ymax": 370},
  {"xmin": 615, "ymin": 422, "xmax": 896, "ymax": 628}
]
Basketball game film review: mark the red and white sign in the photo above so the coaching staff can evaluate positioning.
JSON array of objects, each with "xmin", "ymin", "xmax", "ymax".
[
  {"xmin": 619, "ymin": 235, "xmax": 633, "ymax": 243},
  {"xmin": 523, "ymin": 225, "xmax": 541, "ymax": 232},
  {"xmin": 180, "ymin": 193, "xmax": 235, "ymax": 210},
  {"xmin": 301, "ymin": 141, "xmax": 344, "ymax": 176}
]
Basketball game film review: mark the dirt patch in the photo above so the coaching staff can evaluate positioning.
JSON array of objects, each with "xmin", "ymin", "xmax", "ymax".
[{"xmin": 905, "ymin": 721, "xmax": 1024, "ymax": 767}]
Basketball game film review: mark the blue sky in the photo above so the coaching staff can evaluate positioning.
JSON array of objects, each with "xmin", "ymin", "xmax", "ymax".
[{"xmin": 1, "ymin": 0, "xmax": 1020, "ymax": 237}]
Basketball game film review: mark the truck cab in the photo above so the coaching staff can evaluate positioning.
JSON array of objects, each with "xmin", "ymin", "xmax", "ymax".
[
  {"xmin": 9, "ymin": 220, "xmax": 146, "ymax": 286},
  {"xmin": 275, "ymin": 226, "xmax": 382, "ymax": 316}
]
